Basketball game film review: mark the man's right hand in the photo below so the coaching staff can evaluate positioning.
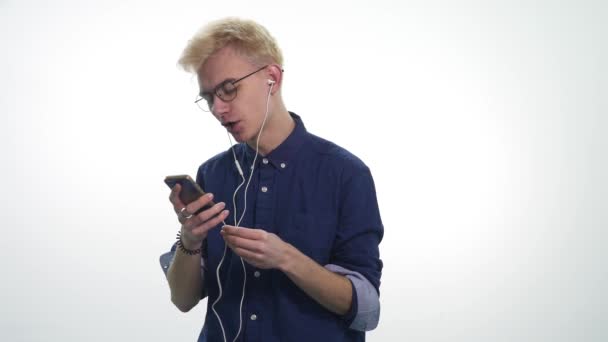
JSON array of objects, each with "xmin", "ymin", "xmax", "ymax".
[{"xmin": 169, "ymin": 184, "xmax": 230, "ymax": 250}]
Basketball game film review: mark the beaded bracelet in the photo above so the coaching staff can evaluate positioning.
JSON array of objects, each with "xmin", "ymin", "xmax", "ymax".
[{"xmin": 176, "ymin": 231, "xmax": 202, "ymax": 256}]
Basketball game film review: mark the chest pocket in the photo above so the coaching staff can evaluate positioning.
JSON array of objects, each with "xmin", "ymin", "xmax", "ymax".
[{"xmin": 285, "ymin": 212, "xmax": 338, "ymax": 265}]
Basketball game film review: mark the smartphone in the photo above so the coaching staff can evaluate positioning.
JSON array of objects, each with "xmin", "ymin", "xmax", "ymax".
[{"xmin": 164, "ymin": 175, "xmax": 215, "ymax": 212}]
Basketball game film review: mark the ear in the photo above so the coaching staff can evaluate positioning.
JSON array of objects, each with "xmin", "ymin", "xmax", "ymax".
[{"xmin": 266, "ymin": 64, "xmax": 284, "ymax": 92}]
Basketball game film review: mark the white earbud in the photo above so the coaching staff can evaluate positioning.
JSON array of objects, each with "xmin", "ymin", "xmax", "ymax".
[{"xmin": 267, "ymin": 79, "xmax": 275, "ymax": 85}]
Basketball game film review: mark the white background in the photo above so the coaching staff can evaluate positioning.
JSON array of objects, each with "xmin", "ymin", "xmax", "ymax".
[{"xmin": 1, "ymin": 0, "xmax": 606, "ymax": 341}]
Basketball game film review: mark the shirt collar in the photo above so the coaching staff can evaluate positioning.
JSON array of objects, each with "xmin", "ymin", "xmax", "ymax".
[{"xmin": 243, "ymin": 112, "xmax": 308, "ymax": 171}]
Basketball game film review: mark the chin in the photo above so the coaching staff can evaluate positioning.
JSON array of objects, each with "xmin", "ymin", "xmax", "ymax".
[
  {"xmin": 230, "ymin": 134, "xmax": 245, "ymax": 143},
  {"xmin": 230, "ymin": 131, "xmax": 252, "ymax": 144}
]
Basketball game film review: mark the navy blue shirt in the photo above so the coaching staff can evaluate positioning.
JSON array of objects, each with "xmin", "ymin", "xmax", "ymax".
[{"xmin": 184, "ymin": 113, "xmax": 382, "ymax": 341}]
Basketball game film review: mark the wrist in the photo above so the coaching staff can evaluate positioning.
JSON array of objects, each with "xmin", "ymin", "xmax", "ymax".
[
  {"xmin": 278, "ymin": 243, "xmax": 298, "ymax": 273},
  {"xmin": 179, "ymin": 228, "xmax": 204, "ymax": 249},
  {"xmin": 181, "ymin": 236, "xmax": 203, "ymax": 250},
  {"xmin": 176, "ymin": 231, "xmax": 203, "ymax": 256}
]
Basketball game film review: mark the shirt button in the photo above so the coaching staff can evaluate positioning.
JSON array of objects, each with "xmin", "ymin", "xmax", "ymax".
[
  {"xmin": 280, "ymin": 163, "xmax": 286, "ymax": 168},
  {"xmin": 254, "ymin": 271, "xmax": 261, "ymax": 278},
  {"xmin": 261, "ymin": 186, "xmax": 268, "ymax": 193},
  {"xmin": 250, "ymin": 314, "xmax": 257, "ymax": 321},
  {"xmin": 262, "ymin": 158, "xmax": 269, "ymax": 164}
]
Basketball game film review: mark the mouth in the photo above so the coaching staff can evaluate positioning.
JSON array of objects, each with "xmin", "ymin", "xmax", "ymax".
[{"xmin": 222, "ymin": 120, "xmax": 240, "ymax": 131}]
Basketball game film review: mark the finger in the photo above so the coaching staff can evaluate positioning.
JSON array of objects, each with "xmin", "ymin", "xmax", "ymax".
[
  {"xmin": 221, "ymin": 226, "xmax": 266, "ymax": 240},
  {"xmin": 177, "ymin": 194, "xmax": 215, "ymax": 226},
  {"xmin": 183, "ymin": 202, "xmax": 222, "ymax": 228},
  {"xmin": 191, "ymin": 210, "xmax": 230, "ymax": 236},
  {"xmin": 177, "ymin": 207, "xmax": 192, "ymax": 225},
  {"xmin": 193, "ymin": 202, "xmax": 226, "ymax": 223},
  {"xmin": 231, "ymin": 247, "xmax": 263, "ymax": 266},
  {"xmin": 221, "ymin": 231, "xmax": 263, "ymax": 253},
  {"xmin": 169, "ymin": 184, "xmax": 186, "ymax": 212},
  {"xmin": 186, "ymin": 193, "xmax": 216, "ymax": 216}
]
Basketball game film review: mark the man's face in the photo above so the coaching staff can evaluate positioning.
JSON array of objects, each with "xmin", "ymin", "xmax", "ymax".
[{"xmin": 197, "ymin": 47, "xmax": 270, "ymax": 143}]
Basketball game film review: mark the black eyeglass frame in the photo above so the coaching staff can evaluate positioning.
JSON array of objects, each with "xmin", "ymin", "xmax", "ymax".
[{"xmin": 194, "ymin": 65, "xmax": 269, "ymax": 112}]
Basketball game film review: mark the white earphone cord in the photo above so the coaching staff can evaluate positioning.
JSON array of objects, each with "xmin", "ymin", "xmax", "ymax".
[{"xmin": 211, "ymin": 81, "xmax": 274, "ymax": 342}]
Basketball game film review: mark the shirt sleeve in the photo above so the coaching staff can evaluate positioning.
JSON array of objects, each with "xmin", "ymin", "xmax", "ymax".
[
  {"xmin": 330, "ymin": 163, "xmax": 383, "ymax": 308},
  {"xmin": 325, "ymin": 264, "xmax": 380, "ymax": 331},
  {"xmin": 159, "ymin": 242, "xmax": 178, "ymax": 277}
]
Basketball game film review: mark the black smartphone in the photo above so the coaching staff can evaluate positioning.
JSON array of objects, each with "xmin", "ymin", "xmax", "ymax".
[{"xmin": 164, "ymin": 175, "xmax": 215, "ymax": 212}]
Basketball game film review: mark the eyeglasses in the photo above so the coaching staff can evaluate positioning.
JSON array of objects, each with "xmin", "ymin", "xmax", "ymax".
[{"xmin": 194, "ymin": 65, "xmax": 268, "ymax": 112}]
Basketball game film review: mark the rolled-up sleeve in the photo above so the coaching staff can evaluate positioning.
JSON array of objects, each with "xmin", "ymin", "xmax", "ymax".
[{"xmin": 325, "ymin": 264, "xmax": 380, "ymax": 331}]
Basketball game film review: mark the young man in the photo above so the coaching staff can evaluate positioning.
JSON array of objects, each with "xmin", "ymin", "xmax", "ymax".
[{"xmin": 160, "ymin": 18, "xmax": 384, "ymax": 342}]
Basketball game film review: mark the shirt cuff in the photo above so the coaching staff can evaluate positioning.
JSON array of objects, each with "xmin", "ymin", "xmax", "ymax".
[
  {"xmin": 341, "ymin": 279, "xmax": 358, "ymax": 325},
  {"xmin": 159, "ymin": 243, "xmax": 206, "ymax": 277},
  {"xmin": 325, "ymin": 263, "xmax": 380, "ymax": 331}
]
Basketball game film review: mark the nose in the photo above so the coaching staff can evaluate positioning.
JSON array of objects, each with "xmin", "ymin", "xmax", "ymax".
[{"xmin": 210, "ymin": 94, "xmax": 230, "ymax": 115}]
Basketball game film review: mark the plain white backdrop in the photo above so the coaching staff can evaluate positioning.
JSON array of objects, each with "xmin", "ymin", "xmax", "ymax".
[{"xmin": 1, "ymin": 0, "xmax": 606, "ymax": 341}]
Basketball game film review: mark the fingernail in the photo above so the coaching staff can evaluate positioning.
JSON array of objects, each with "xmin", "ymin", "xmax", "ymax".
[
  {"xmin": 207, "ymin": 193, "xmax": 214, "ymax": 200},
  {"xmin": 218, "ymin": 202, "xmax": 226, "ymax": 208}
]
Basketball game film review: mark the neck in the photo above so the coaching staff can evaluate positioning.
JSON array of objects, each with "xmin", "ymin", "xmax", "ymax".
[{"xmin": 247, "ymin": 104, "xmax": 293, "ymax": 156}]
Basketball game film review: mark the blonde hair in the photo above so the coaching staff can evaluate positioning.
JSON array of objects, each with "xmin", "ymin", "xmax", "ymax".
[{"xmin": 178, "ymin": 17, "xmax": 284, "ymax": 73}]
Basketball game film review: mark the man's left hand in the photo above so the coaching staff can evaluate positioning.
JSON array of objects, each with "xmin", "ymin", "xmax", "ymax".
[{"xmin": 220, "ymin": 225, "xmax": 291, "ymax": 270}]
